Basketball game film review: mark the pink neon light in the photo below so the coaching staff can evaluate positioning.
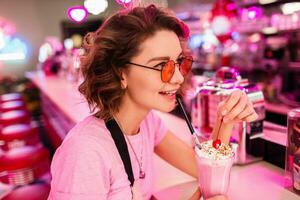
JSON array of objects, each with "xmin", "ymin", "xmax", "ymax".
[
  {"xmin": 67, "ymin": 6, "xmax": 88, "ymax": 23},
  {"xmin": 0, "ymin": 18, "xmax": 16, "ymax": 35},
  {"xmin": 115, "ymin": 0, "xmax": 132, "ymax": 6},
  {"xmin": 247, "ymin": 7, "xmax": 263, "ymax": 20}
]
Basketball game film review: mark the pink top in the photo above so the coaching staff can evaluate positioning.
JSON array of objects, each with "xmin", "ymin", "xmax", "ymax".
[{"xmin": 48, "ymin": 111, "xmax": 168, "ymax": 200}]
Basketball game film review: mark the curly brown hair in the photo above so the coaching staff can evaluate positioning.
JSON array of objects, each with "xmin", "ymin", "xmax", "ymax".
[{"xmin": 78, "ymin": 4, "xmax": 189, "ymax": 121}]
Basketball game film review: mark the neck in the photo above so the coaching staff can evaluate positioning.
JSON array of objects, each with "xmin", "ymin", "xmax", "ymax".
[{"xmin": 114, "ymin": 95, "xmax": 149, "ymax": 136}]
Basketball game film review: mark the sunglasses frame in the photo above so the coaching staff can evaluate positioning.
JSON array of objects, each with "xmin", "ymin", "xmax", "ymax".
[{"xmin": 127, "ymin": 56, "xmax": 193, "ymax": 82}]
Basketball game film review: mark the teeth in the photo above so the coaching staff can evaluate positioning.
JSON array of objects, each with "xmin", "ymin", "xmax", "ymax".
[
  {"xmin": 166, "ymin": 91, "xmax": 175, "ymax": 94},
  {"xmin": 160, "ymin": 90, "xmax": 177, "ymax": 95}
]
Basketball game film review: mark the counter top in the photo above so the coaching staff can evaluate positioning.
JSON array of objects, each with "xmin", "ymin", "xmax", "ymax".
[
  {"xmin": 153, "ymin": 161, "xmax": 300, "ymax": 200},
  {"xmin": 26, "ymin": 72, "xmax": 299, "ymax": 199},
  {"xmin": 25, "ymin": 71, "xmax": 90, "ymax": 124}
]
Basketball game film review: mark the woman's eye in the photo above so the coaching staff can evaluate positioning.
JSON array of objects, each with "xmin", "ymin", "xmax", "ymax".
[{"xmin": 154, "ymin": 62, "xmax": 166, "ymax": 69}]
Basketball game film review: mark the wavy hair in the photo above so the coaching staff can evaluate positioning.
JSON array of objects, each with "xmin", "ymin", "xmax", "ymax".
[{"xmin": 78, "ymin": 4, "xmax": 189, "ymax": 121}]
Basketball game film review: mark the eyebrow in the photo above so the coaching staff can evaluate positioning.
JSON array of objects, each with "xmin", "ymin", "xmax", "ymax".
[{"xmin": 146, "ymin": 51, "xmax": 183, "ymax": 64}]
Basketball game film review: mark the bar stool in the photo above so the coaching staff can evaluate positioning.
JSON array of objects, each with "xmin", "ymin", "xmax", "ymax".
[
  {"xmin": 2, "ymin": 182, "xmax": 50, "ymax": 200},
  {"xmin": 0, "ymin": 100, "xmax": 27, "ymax": 113},
  {"xmin": 0, "ymin": 110, "xmax": 31, "ymax": 127},
  {"xmin": 0, "ymin": 93, "xmax": 23, "ymax": 103},
  {"xmin": 0, "ymin": 145, "xmax": 50, "ymax": 186},
  {"xmin": 0, "ymin": 124, "xmax": 40, "ymax": 151}
]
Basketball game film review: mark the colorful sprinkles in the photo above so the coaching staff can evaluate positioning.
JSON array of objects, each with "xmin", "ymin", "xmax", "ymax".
[{"xmin": 198, "ymin": 140, "xmax": 233, "ymax": 160}]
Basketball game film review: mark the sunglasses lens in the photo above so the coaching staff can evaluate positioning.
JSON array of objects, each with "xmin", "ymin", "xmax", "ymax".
[
  {"xmin": 180, "ymin": 56, "xmax": 193, "ymax": 76},
  {"xmin": 162, "ymin": 60, "xmax": 175, "ymax": 82}
]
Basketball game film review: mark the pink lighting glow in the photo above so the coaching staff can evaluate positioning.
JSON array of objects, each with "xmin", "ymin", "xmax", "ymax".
[
  {"xmin": 116, "ymin": 0, "xmax": 132, "ymax": 4},
  {"xmin": 248, "ymin": 11, "xmax": 256, "ymax": 19},
  {"xmin": 0, "ymin": 18, "xmax": 16, "ymax": 36},
  {"xmin": 67, "ymin": 6, "xmax": 88, "ymax": 23},
  {"xmin": 115, "ymin": 0, "xmax": 132, "ymax": 7},
  {"xmin": 247, "ymin": 7, "xmax": 263, "ymax": 19}
]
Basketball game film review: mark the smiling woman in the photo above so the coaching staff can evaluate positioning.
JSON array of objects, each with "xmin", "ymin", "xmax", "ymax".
[
  {"xmin": 47, "ymin": 3, "xmax": 256, "ymax": 200},
  {"xmin": 48, "ymin": 4, "xmax": 195, "ymax": 200}
]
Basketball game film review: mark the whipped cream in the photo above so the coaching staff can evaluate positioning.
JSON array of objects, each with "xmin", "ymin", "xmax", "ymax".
[{"xmin": 195, "ymin": 140, "xmax": 234, "ymax": 160}]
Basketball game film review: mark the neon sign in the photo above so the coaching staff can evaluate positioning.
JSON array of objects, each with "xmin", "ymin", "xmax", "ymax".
[{"xmin": 0, "ymin": 18, "xmax": 27, "ymax": 61}]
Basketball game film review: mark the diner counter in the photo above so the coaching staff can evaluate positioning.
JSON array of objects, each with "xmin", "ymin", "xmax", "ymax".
[{"xmin": 26, "ymin": 71, "xmax": 299, "ymax": 200}]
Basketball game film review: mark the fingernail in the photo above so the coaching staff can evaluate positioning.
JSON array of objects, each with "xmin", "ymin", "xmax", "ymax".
[{"xmin": 222, "ymin": 110, "xmax": 227, "ymax": 116}]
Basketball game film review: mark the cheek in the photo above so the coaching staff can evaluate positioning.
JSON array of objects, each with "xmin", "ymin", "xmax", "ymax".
[{"xmin": 128, "ymin": 71, "xmax": 162, "ymax": 95}]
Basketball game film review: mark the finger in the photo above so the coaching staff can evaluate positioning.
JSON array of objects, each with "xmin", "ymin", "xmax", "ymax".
[
  {"xmin": 243, "ymin": 112, "xmax": 258, "ymax": 122},
  {"xmin": 223, "ymin": 93, "xmax": 248, "ymax": 123},
  {"xmin": 236, "ymin": 101, "xmax": 255, "ymax": 120},
  {"xmin": 232, "ymin": 118, "xmax": 243, "ymax": 123},
  {"xmin": 216, "ymin": 122, "xmax": 234, "ymax": 145},
  {"xmin": 217, "ymin": 101, "xmax": 226, "ymax": 117},
  {"xmin": 220, "ymin": 89, "xmax": 243, "ymax": 116}
]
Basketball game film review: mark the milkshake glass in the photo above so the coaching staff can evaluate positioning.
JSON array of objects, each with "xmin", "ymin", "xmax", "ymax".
[{"xmin": 195, "ymin": 140, "xmax": 234, "ymax": 199}]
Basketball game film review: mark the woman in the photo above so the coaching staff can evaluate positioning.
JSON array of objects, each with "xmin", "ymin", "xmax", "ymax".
[{"xmin": 48, "ymin": 4, "xmax": 258, "ymax": 200}]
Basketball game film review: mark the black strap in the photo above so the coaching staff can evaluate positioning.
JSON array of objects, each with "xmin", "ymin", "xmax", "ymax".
[{"xmin": 105, "ymin": 119, "xmax": 134, "ymax": 186}]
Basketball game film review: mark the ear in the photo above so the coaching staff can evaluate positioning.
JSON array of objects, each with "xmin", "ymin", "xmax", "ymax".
[{"xmin": 119, "ymin": 68, "xmax": 128, "ymax": 89}]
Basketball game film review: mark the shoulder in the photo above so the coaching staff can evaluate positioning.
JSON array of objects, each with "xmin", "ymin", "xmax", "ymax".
[
  {"xmin": 50, "ymin": 116, "xmax": 131, "ymax": 197},
  {"xmin": 53, "ymin": 133, "xmax": 112, "ymax": 170},
  {"xmin": 66, "ymin": 115, "xmax": 108, "ymax": 139},
  {"xmin": 54, "ymin": 115, "xmax": 115, "ymax": 166},
  {"xmin": 63, "ymin": 115, "xmax": 114, "ymax": 148},
  {"xmin": 50, "ymin": 135, "xmax": 112, "ymax": 197},
  {"xmin": 50, "ymin": 118, "xmax": 113, "ymax": 191}
]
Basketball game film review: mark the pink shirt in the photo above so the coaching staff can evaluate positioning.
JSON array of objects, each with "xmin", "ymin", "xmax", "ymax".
[{"xmin": 48, "ymin": 111, "xmax": 168, "ymax": 200}]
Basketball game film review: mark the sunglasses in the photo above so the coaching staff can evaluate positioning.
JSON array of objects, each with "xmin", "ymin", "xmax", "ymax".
[{"xmin": 127, "ymin": 55, "xmax": 193, "ymax": 82}]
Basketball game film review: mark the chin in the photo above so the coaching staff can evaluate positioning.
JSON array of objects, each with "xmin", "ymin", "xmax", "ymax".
[{"xmin": 155, "ymin": 104, "xmax": 177, "ymax": 113}]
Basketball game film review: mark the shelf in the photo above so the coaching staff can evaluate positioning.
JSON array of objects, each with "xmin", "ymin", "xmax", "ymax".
[
  {"xmin": 263, "ymin": 121, "xmax": 287, "ymax": 146},
  {"xmin": 265, "ymin": 102, "xmax": 294, "ymax": 115}
]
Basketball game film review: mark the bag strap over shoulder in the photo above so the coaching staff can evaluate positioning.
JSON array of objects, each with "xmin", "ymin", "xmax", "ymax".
[{"xmin": 105, "ymin": 119, "xmax": 134, "ymax": 186}]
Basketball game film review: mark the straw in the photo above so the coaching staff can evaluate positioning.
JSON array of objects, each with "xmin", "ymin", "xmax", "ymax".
[
  {"xmin": 176, "ymin": 94, "xmax": 201, "ymax": 147},
  {"xmin": 176, "ymin": 94, "xmax": 195, "ymax": 134}
]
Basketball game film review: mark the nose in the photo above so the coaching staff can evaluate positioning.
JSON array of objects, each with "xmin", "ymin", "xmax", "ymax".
[{"xmin": 169, "ymin": 63, "xmax": 184, "ymax": 84}]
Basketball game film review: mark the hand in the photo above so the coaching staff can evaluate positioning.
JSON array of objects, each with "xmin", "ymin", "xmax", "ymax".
[
  {"xmin": 212, "ymin": 89, "xmax": 258, "ymax": 144},
  {"xmin": 207, "ymin": 195, "xmax": 228, "ymax": 200},
  {"xmin": 218, "ymin": 89, "xmax": 258, "ymax": 124},
  {"xmin": 188, "ymin": 188, "xmax": 201, "ymax": 200}
]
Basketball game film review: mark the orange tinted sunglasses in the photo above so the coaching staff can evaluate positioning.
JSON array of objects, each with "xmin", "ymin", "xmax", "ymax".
[{"xmin": 127, "ymin": 55, "xmax": 193, "ymax": 82}]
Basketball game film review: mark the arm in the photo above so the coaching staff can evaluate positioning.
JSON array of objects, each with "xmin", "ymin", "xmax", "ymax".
[
  {"xmin": 154, "ymin": 131, "xmax": 200, "ymax": 199},
  {"xmin": 154, "ymin": 130, "xmax": 198, "ymax": 178},
  {"xmin": 154, "ymin": 90, "xmax": 258, "ymax": 173}
]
